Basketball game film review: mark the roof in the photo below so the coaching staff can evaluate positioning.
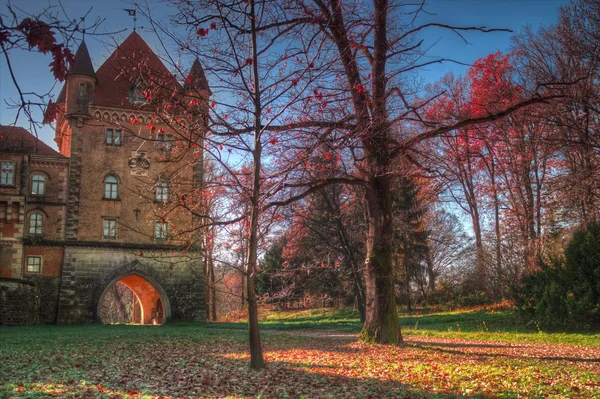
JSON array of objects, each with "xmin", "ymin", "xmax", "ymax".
[
  {"xmin": 68, "ymin": 40, "xmax": 96, "ymax": 80},
  {"xmin": 0, "ymin": 125, "xmax": 65, "ymax": 158},
  {"xmin": 93, "ymin": 32, "xmax": 182, "ymax": 109},
  {"xmin": 184, "ymin": 58, "xmax": 211, "ymax": 95}
]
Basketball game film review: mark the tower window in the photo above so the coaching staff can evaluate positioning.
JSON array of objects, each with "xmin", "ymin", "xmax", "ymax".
[
  {"xmin": 105, "ymin": 129, "xmax": 122, "ymax": 146},
  {"xmin": 31, "ymin": 174, "xmax": 46, "ymax": 196},
  {"xmin": 78, "ymin": 83, "xmax": 86, "ymax": 97},
  {"xmin": 103, "ymin": 218, "xmax": 117, "ymax": 239},
  {"xmin": 26, "ymin": 256, "xmax": 42, "ymax": 273},
  {"xmin": 155, "ymin": 221, "xmax": 168, "ymax": 240},
  {"xmin": 28, "ymin": 213, "xmax": 43, "ymax": 235},
  {"xmin": 128, "ymin": 85, "xmax": 147, "ymax": 104},
  {"xmin": 1, "ymin": 162, "xmax": 15, "ymax": 185},
  {"xmin": 157, "ymin": 134, "xmax": 173, "ymax": 151},
  {"xmin": 104, "ymin": 175, "xmax": 119, "ymax": 199},
  {"xmin": 155, "ymin": 179, "xmax": 170, "ymax": 202}
]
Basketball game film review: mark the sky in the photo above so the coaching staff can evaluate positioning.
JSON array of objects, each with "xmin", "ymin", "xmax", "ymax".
[{"xmin": 1, "ymin": 0, "xmax": 568, "ymax": 150}]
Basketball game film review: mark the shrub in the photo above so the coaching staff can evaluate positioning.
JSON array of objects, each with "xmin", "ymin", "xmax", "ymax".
[{"xmin": 515, "ymin": 222, "xmax": 600, "ymax": 327}]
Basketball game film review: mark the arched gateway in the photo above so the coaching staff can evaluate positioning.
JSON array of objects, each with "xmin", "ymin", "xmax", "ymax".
[{"xmin": 98, "ymin": 272, "xmax": 171, "ymax": 325}]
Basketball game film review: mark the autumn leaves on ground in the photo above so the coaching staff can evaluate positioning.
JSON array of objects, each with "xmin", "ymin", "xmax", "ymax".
[{"xmin": 1, "ymin": 308, "xmax": 599, "ymax": 399}]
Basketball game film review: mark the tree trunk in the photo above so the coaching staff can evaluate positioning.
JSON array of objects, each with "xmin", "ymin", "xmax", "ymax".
[
  {"xmin": 245, "ymin": 0, "xmax": 266, "ymax": 370},
  {"xmin": 208, "ymin": 243, "xmax": 217, "ymax": 321},
  {"xmin": 360, "ymin": 174, "xmax": 403, "ymax": 344}
]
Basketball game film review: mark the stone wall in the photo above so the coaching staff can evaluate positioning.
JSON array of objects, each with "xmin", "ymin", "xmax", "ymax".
[
  {"xmin": 57, "ymin": 246, "xmax": 205, "ymax": 324},
  {"xmin": 25, "ymin": 275, "xmax": 61, "ymax": 324},
  {"xmin": 0, "ymin": 278, "xmax": 40, "ymax": 326}
]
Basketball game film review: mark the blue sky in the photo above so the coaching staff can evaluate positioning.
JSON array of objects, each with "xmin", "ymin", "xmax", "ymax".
[{"xmin": 1, "ymin": 0, "xmax": 567, "ymax": 149}]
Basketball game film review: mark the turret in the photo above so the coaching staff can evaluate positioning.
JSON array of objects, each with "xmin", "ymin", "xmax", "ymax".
[
  {"xmin": 65, "ymin": 40, "xmax": 97, "ymax": 116},
  {"xmin": 184, "ymin": 58, "xmax": 211, "ymax": 99},
  {"xmin": 183, "ymin": 58, "xmax": 210, "ymax": 130}
]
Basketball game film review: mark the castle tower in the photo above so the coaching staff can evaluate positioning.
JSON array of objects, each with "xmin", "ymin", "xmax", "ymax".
[{"xmin": 53, "ymin": 33, "xmax": 207, "ymax": 324}]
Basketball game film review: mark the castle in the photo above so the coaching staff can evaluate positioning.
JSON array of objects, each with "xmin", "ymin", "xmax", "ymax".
[{"xmin": 0, "ymin": 32, "xmax": 208, "ymax": 325}]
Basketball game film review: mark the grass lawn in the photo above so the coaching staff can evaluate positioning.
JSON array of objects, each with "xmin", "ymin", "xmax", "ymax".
[{"xmin": 1, "ymin": 309, "xmax": 599, "ymax": 398}]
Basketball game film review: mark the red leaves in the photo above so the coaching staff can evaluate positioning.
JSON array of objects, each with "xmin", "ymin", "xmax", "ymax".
[
  {"xmin": 0, "ymin": 29, "xmax": 8, "ymax": 44},
  {"xmin": 245, "ymin": 57, "xmax": 253, "ymax": 66},
  {"xmin": 18, "ymin": 18, "xmax": 74, "ymax": 81},
  {"xmin": 210, "ymin": 22, "xmax": 217, "ymax": 30},
  {"xmin": 49, "ymin": 45, "xmax": 73, "ymax": 82},
  {"xmin": 354, "ymin": 84, "xmax": 365, "ymax": 94},
  {"xmin": 18, "ymin": 18, "xmax": 55, "ymax": 53},
  {"xmin": 269, "ymin": 137, "xmax": 278, "ymax": 145},
  {"xmin": 196, "ymin": 28, "xmax": 207, "ymax": 37},
  {"xmin": 43, "ymin": 100, "xmax": 58, "ymax": 124}
]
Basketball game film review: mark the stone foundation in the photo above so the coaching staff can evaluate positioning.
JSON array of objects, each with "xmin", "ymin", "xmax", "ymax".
[
  {"xmin": 57, "ymin": 246, "xmax": 205, "ymax": 324},
  {"xmin": 0, "ymin": 278, "xmax": 40, "ymax": 326}
]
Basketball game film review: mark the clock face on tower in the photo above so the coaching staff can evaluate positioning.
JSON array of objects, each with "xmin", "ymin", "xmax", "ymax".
[{"xmin": 128, "ymin": 151, "xmax": 150, "ymax": 176}]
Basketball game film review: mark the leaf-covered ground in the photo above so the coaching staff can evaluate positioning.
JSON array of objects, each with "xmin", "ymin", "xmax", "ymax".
[{"xmin": 1, "ymin": 310, "xmax": 599, "ymax": 398}]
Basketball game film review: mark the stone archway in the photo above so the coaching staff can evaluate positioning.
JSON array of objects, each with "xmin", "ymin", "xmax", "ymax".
[{"xmin": 97, "ymin": 272, "xmax": 170, "ymax": 325}]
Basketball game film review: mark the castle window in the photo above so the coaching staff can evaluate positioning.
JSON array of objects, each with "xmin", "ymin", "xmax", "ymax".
[
  {"xmin": 31, "ymin": 174, "xmax": 46, "ymax": 196},
  {"xmin": 104, "ymin": 175, "xmax": 119, "ymax": 199},
  {"xmin": 1, "ymin": 161, "xmax": 15, "ymax": 185},
  {"xmin": 155, "ymin": 179, "xmax": 170, "ymax": 202},
  {"xmin": 154, "ymin": 221, "xmax": 168, "ymax": 240},
  {"xmin": 103, "ymin": 218, "xmax": 117, "ymax": 239},
  {"xmin": 157, "ymin": 134, "xmax": 173, "ymax": 151},
  {"xmin": 28, "ymin": 213, "xmax": 43, "ymax": 235},
  {"xmin": 26, "ymin": 256, "xmax": 42, "ymax": 273},
  {"xmin": 128, "ymin": 85, "xmax": 147, "ymax": 104},
  {"xmin": 78, "ymin": 83, "xmax": 86, "ymax": 97},
  {"xmin": 105, "ymin": 129, "xmax": 122, "ymax": 146}
]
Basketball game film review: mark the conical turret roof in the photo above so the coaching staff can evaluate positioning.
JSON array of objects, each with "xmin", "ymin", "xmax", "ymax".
[
  {"xmin": 184, "ymin": 58, "xmax": 211, "ymax": 95},
  {"xmin": 68, "ymin": 40, "xmax": 96, "ymax": 80}
]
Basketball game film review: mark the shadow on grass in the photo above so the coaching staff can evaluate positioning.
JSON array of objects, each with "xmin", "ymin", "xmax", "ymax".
[
  {"xmin": 407, "ymin": 340, "xmax": 600, "ymax": 365},
  {"xmin": 0, "ymin": 324, "xmax": 510, "ymax": 399}
]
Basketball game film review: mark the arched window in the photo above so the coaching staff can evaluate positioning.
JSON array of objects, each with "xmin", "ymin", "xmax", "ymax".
[
  {"xmin": 29, "ymin": 213, "xmax": 43, "ymax": 235},
  {"xmin": 31, "ymin": 174, "xmax": 46, "ymax": 196},
  {"xmin": 155, "ymin": 180, "xmax": 170, "ymax": 202},
  {"xmin": 104, "ymin": 175, "xmax": 119, "ymax": 199}
]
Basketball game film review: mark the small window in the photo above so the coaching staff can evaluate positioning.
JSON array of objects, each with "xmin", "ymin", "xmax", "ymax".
[
  {"xmin": 128, "ymin": 86, "xmax": 146, "ymax": 104},
  {"xmin": 1, "ymin": 162, "xmax": 15, "ymax": 185},
  {"xmin": 26, "ymin": 256, "xmax": 42, "ymax": 273},
  {"xmin": 155, "ymin": 180, "xmax": 170, "ymax": 202},
  {"xmin": 78, "ymin": 83, "xmax": 86, "ymax": 97},
  {"xmin": 104, "ymin": 175, "xmax": 119, "ymax": 199},
  {"xmin": 31, "ymin": 174, "xmax": 46, "ymax": 196},
  {"xmin": 157, "ymin": 134, "xmax": 173, "ymax": 151},
  {"xmin": 155, "ymin": 221, "xmax": 168, "ymax": 240},
  {"xmin": 103, "ymin": 218, "xmax": 117, "ymax": 239},
  {"xmin": 105, "ymin": 129, "xmax": 122, "ymax": 146},
  {"xmin": 28, "ymin": 213, "xmax": 43, "ymax": 235}
]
